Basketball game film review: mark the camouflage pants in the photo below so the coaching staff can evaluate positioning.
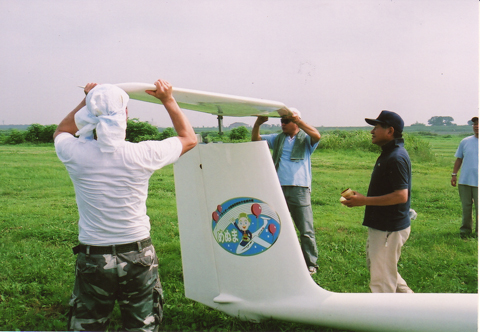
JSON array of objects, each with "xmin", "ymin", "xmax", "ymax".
[{"xmin": 68, "ymin": 244, "xmax": 163, "ymax": 331}]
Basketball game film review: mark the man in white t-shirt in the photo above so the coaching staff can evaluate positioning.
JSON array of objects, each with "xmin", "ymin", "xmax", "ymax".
[
  {"xmin": 451, "ymin": 116, "xmax": 478, "ymax": 238},
  {"xmin": 54, "ymin": 79, "xmax": 197, "ymax": 331}
]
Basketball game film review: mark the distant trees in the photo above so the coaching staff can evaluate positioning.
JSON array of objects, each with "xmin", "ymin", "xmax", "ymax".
[
  {"xmin": 229, "ymin": 126, "xmax": 249, "ymax": 140},
  {"xmin": 410, "ymin": 121, "xmax": 426, "ymax": 127},
  {"xmin": 427, "ymin": 116, "xmax": 455, "ymax": 126},
  {"xmin": 24, "ymin": 124, "xmax": 44, "ymax": 143},
  {"xmin": 125, "ymin": 118, "xmax": 176, "ymax": 143},
  {"xmin": 2, "ymin": 123, "xmax": 58, "ymax": 144},
  {"xmin": 24, "ymin": 124, "xmax": 57, "ymax": 143},
  {"xmin": 198, "ymin": 126, "xmax": 251, "ymax": 143},
  {"xmin": 125, "ymin": 119, "xmax": 159, "ymax": 142},
  {"xmin": 1, "ymin": 120, "xmax": 176, "ymax": 145},
  {"xmin": 158, "ymin": 127, "xmax": 176, "ymax": 140},
  {"xmin": 4, "ymin": 129, "xmax": 26, "ymax": 144}
]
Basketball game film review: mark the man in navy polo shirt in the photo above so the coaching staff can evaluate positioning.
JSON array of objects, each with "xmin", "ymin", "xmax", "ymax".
[{"xmin": 342, "ymin": 110, "xmax": 413, "ymax": 293}]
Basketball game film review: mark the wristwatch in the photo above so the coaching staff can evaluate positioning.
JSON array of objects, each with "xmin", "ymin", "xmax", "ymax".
[{"xmin": 451, "ymin": 173, "xmax": 457, "ymax": 176}]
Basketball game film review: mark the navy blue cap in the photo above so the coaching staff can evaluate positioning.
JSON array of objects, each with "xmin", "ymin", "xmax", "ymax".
[{"xmin": 365, "ymin": 110, "xmax": 404, "ymax": 134}]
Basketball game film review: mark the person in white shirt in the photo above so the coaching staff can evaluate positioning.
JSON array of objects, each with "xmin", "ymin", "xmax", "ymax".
[
  {"xmin": 451, "ymin": 116, "xmax": 479, "ymax": 238},
  {"xmin": 54, "ymin": 79, "xmax": 197, "ymax": 331}
]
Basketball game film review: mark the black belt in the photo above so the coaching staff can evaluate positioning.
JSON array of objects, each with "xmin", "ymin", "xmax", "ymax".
[{"xmin": 73, "ymin": 237, "xmax": 152, "ymax": 255}]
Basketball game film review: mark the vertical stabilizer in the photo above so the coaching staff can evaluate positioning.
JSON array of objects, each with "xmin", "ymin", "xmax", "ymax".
[{"xmin": 174, "ymin": 141, "xmax": 320, "ymax": 312}]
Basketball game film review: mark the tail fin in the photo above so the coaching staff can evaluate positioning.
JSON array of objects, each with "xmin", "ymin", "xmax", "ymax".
[{"xmin": 174, "ymin": 142, "xmax": 478, "ymax": 332}]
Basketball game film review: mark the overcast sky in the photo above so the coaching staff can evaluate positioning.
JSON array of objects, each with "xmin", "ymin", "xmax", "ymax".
[{"xmin": 0, "ymin": 0, "xmax": 478, "ymax": 128}]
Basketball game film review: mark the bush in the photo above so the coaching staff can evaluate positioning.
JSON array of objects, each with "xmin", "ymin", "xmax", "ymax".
[
  {"xmin": 24, "ymin": 124, "xmax": 44, "ymax": 143},
  {"xmin": 198, "ymin": 127, "xmax": 249, "ymax": 143},
  {"xmin": 159, "ymin": 127, "xmax": 176, "ymax": 140},
  {"xmin": 131, "ymin": 134, "xmax": 159, "ymax": 142},
  {"xmin": 24, "ymin": 124, "xmax": 58, "ymax": 143},
  {"xmin": 39, "ymin": 125, "xmax": 57, "ymax": 143},
  {"xmin": 319, "ymin": 130, "xmax": 434, "ymax": 161},
  {"xmin": 403, "ymin": 133, "xmax": 435, "ymax": 161},
  {"xmin": 229, "ymin": 126, "xmax": 249, "ymax": 141},
  {"xmin": 125, "ymin": 120, "xmax": 179, "ymax": 143},
  {"xmin": 126, "ymin": 119, "xmax": 159, "ymax": 143},
  {"xmin": 0, "ymin": 131, "xmax": 7, "ymax": 144},
  {"xmin": 5, "ymin": 129, "xmax": 25, "ymax": 144},
  {"xmin": 320, "ymin": 130, "xmax": 379, "ymax": 153},
  {"xmin": 201, "ymin": 131, "xmax": 224, "ymax": 143},
  {"xmin": 414, "ymin": 131, "xmax": 439, "ymax": 137},
  {"xmin": 2, "ymin": 120, "xmax": 177, "ymax": 145}
]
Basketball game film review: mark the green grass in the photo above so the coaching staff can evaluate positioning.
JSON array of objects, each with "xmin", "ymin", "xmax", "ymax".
[{"xmin": 0, "ymin": 134, "xmax": 477, "ymax": 331}]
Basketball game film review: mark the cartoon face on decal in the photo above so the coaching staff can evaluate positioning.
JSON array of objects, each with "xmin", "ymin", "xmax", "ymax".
[
  {"xmin": 237, "ymin": 213, "xmax": 251, "ymax": 231},
  {"xmin": 211, "ymin": 197, "xmax": 281, "ymax": 256}
]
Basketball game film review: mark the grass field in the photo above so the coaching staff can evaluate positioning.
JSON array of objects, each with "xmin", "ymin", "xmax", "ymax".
[{"xmin": 0, "ymin": 133, "xmax": 477, "ymax": 331}]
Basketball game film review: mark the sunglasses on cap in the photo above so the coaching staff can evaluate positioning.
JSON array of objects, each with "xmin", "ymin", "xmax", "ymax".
[{"xmin": 281, "ymin": 119, "xmax": 291, "ymax": 124}]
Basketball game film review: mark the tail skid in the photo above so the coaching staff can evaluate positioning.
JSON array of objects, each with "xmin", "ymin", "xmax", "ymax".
[{"xmin": 174, "ymin": 142, "xmax": 478, "ymax": 332}]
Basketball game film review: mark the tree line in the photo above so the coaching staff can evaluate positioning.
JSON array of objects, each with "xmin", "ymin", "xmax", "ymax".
[
  {"xmin": 1, "ymin": 115, "xmax": 471, "ymax": 145},
  {"xmin": 427, "ymin": 116, "xmax": 475, "ymax": 126},
  {"xmin": 0, "ymin": 120, "xmax": 176, "ymax": 145},
  {"xmin": 0, "ymin": 119, "xmax": 252, "ymax": 145}
]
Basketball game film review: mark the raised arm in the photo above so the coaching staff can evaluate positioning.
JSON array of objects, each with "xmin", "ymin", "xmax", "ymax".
[
  {"xmin": 289, "ymin": 112, "xmax": 321, "ymax": 144},
  {"xmin": 251, "ymin": 116, "xmax": 268, "ymax": 141},
  {"xmin": 146, "ymin": 79, "xmax": 197, "ymax": 155},
  {"xmin": 53, "ymin": 83, "xmax": 97, "ymax": 139},
  {"xmin": 296, "ymin": 120, "xmax": 321, "ymax": 144}
]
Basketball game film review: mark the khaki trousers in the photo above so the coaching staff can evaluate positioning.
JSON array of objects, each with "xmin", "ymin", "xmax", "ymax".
[{"xmin": 366, "ymin": 227, "xmax": 413, "ymax": 293}]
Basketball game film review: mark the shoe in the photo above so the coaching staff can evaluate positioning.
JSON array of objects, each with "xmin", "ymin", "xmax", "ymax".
[{"xmin": 308, "ymin": 266, "xmax": 317, "ymax": 275}]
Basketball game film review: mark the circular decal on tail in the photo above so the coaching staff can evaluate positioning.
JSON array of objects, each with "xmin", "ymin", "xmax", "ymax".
[{"xmin": 212, "ymin": 197, "xmax": 281, "ymax": 256}]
